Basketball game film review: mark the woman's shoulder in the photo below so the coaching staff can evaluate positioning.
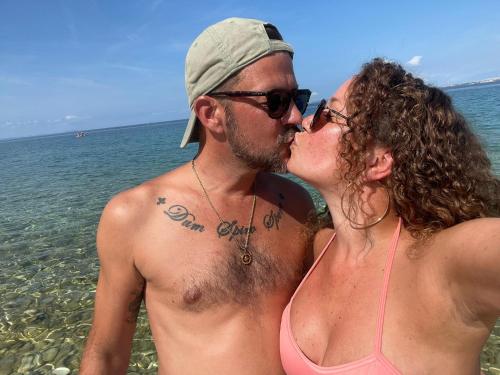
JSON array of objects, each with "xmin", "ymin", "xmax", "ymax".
[
  {"xmin": 313, "ymin": 227, "xmax": 336, "ymax": 259},
  {"xmin": 402, "ymin": 218, "xmax": 500, "ymax": 274},
  {"xmin": 437, "ymin": 217, "xmax": 500, "ymax": 248},
  {"xmin": 427, "ymin": 217, "xmax": 500, "ymax": 274}
]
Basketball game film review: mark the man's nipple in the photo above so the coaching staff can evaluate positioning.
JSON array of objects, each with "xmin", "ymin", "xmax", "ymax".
[{"xmin": 183, "ymin": 286, "xmax": 203, "ymax": 306}]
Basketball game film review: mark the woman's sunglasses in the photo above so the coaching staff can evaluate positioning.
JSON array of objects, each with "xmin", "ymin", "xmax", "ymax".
[
  {"xmin": 310, "ymin": 99, "xmax": 351, "ymax": 131},
  {"xmin": 208, "ymin": 88, "xmax": 312, "ymax": 119}
]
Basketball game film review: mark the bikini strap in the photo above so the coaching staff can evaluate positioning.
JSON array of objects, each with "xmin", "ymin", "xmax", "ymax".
[
  {"xmin": 374, "ymin": 217, "xmax": 402, "ymax": 352},
  {"xmin": 290, "ymin": 231, "xmax": 336, "ymax": 302}
]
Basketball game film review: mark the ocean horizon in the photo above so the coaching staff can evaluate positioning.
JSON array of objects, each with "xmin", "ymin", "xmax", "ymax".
[
  {"xmin": 4, "ymin": 82, "xmax": 500, "ymax": 143},
  {"xmin": 0, "ymin": 85, "xmax": 499, "ymax": 374}
]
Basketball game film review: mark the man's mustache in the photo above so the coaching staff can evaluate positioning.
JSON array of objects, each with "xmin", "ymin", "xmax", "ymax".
[{"xmin": 277, "ymin": 128, "xmax": 299, "ymax": 145}]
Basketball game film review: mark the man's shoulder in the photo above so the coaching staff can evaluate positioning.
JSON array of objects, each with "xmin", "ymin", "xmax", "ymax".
[
  {"xmin": 258, "ymin": 172, "xmax": 316, "ymax": 221},
  {"xmin": 259, "ymin": 172, "xmax": 310, "ymax": 197},
  {"xmin": 101, "ymin": 163, "xmax": 192, "ymax": 226}
]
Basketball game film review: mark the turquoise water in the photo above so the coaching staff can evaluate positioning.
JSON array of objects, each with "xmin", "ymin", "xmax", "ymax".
[{"xmin": 0, "ymin": 85, "xmax": 499, "ymax": 374}]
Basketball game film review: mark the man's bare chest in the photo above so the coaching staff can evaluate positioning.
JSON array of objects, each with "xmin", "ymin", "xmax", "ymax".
[
  {"xmin": 135, "ymin": 193, "xmax": 308, "ymax": 312},
  {"xmin": 138, "ymin": 239, "xmax": 304, "ymax": 313}
]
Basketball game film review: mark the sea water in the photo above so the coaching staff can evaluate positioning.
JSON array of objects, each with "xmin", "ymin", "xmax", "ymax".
[{"xmin": 0, "ymin": 85, "xmax": 499, "ymax": 374}]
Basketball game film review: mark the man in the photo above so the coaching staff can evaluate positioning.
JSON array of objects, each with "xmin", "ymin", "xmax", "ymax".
[{"xmin": 80, "ymin": 17, "xmax": 315, "ymax": 374}]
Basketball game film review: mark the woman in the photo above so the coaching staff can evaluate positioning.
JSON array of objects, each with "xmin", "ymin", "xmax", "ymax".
[{"xmin": 280, "ymin": 58, "xmax": 500, "ymax": 374}]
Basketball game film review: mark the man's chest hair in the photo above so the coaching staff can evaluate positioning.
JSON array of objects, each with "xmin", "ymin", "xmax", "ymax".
[{"xmin": 178, "ymin": 241, "xmax": 303, "ymax": 312}]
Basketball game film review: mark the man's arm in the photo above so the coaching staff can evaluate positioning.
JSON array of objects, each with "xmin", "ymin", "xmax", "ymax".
[
  {"xmin": 443, "ymin": 218, "xmax": 500, "ymax": 324},
  {"xmin": 80, "ymin": 193, "xmax": 146, "ymax": 375}
]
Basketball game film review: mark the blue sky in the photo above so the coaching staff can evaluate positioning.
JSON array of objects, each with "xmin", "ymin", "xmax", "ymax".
[{"xmin": 1, "ymin": 0, "xmax": 499, "ymax": 140}]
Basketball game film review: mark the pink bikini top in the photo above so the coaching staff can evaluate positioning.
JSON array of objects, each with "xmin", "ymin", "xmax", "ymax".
[{"xmin": 280, "ymin": 219, "xmax": 403, "ymax": 375}]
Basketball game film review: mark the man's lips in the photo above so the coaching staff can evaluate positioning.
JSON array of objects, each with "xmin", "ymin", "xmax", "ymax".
[{"xmin": 282, "ymin": 131, "xmax": 296, "ymax": 144}]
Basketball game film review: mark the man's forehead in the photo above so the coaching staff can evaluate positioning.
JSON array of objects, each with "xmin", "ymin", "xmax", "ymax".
[{"xmin": 237, "ymin": 52, "xmax": 296, "ymax": 88}]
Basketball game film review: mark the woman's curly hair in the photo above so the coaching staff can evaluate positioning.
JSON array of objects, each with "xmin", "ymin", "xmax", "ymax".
[{"xmin": 335, "ymin": 58, "xmax": 500, "ymax": 239}]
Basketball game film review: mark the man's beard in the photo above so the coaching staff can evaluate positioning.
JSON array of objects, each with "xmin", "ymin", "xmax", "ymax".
[{"xmin": 225, "ymin": 108, "xmax": 296, "ymax": 173}]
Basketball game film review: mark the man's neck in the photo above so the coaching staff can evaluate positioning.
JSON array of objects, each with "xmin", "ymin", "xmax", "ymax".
[{"xmin": 192, "ymin": 148, "xmax": 259, "ymax": 197}]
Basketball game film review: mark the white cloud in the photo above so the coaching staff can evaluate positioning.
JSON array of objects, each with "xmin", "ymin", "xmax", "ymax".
[
  {"xmin": 2, "ymin": 121, "xmax": 14, "ymax": 128},
  {"xmin": 164, "ymin": 41, "xmax": 190, "ymax": 52},
  {"xmin": 107, "ymin": 21, "xmax": 151, "ymax": 55},
  {"xmin": 151, "ymin": 0, "xmax": 164, "ymax": 10},
  {"xmin": 311, "ymin": 91, "xmax": 319, "ymax": 97},
  {"xmin": 2, "ymin": 116, "xmax": 88, "ymax": 130},
  {"xmin": 3, "ymin": 119, "xmax": 40, "ymax": 127},
  {"xmin": 407, "ymin": 56, "xmax": 422, "ymax": 66},
  {"xmin": 108, "ymin": 63, "xmax": 152, "ymax": 74},
  {"xmin": 0, "ymin": 75, "xmax": 31, "ymax": 85},
  {"xmin": 59, "ymin": 77, "xmax": 109, "ymax": 89}
]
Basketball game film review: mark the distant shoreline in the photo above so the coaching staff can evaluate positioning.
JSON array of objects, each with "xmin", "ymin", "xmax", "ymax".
[{"xmin": 442, "ymin": 79, "xmax": 500, "ymax": 90}]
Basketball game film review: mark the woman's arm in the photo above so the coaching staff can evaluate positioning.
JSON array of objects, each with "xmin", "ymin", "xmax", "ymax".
[{"xmin": 441, "ymin": 218, "xmax": 500, "ymax": 324}]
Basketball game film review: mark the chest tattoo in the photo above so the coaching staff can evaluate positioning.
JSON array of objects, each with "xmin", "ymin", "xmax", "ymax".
[
  {"xmin": 155, "ymin": 195, "xmax": 304, "ymax": 311},
  {"xmin": 263, "ymin": 192, "xmax": 285, "ymax": 231},
  {"xmin": 217, "ymin": 220, "xmax": 256, "ymax": 241},
  {"xmin": 158, "ymin": 197, "xmax": 205, "ymax": 233}
]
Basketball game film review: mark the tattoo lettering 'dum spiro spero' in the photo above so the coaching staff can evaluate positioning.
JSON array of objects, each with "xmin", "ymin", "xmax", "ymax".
[
  {"xmin": 263, "ymin": 193, "xmax": 285, "ymax": 231},
  {"xmin": 217, "ymin": 221, "xmax": 256, "ymax": 241},
  {"xmin": 163, "ymin": 203, "xmax": 205, "ymax": 233}
]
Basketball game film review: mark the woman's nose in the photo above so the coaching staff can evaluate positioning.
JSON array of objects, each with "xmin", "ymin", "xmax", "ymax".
[{"xmin": 302, "ymin": 114, "xmax": 314, "ymax": 133}]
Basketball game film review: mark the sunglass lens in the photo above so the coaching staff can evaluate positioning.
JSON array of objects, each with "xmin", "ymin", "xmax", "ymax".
[
  {"xmin": 269, "ymin": 92, "xmax": 289, "ymax": 118},
  {"xmin": 266, "ymin": 89, "xmax": 311, "ymax": 118},
  {"xmin": 310, "ymin": 99, "xmax": 326, "ymax": 130},
  {"xmin": 295, "ymin": 90, "xmax": 311, "ymax": 114}
]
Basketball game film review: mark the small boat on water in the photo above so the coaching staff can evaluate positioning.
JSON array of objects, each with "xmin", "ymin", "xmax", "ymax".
[{"xmin": 75, "ymin": 131, "xmax": 87, "ymax": 138}]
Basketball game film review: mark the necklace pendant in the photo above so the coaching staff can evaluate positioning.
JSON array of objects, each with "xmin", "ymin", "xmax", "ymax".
[
  {"xmin": 192, "ymin": 159, "xmax": 256, "ymax": 267},
  {"xmin": 241, "ymin": 252, "xmax": 252, "ymax": 265}
]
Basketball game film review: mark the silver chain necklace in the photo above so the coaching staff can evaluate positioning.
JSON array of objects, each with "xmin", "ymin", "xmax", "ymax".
[{"xmin": 191, "ymin": 159, "xmax": 256, "ymax": 265}]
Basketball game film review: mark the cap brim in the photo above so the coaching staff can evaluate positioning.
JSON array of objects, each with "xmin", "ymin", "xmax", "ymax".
[{"xmin": 180, "ymin": 109, "xmax": 198, "ymax": 148}]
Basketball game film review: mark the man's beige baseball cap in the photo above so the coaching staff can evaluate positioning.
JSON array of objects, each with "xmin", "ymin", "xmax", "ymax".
[{"xmin": 180, "ymin": 17, "xmax": 294, "ymax": 148}]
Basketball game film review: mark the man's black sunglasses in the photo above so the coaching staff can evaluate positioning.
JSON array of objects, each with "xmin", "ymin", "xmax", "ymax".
[
  {"xmin": 310, "ymin": 99, "xmax": 351, "ymax": 131},
  {"xmin": 208, "ymin": 89, "xmax": 312, "ymax": 119}
]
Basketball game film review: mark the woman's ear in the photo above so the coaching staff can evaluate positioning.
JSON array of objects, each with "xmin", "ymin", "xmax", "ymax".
[
  {"xmin": 365, "ymin": 146, "xmax": 393, "ymax": 182},
  {"xmin": 193, "ymin": 96, "xmax": 225, "ymax": 135}
]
